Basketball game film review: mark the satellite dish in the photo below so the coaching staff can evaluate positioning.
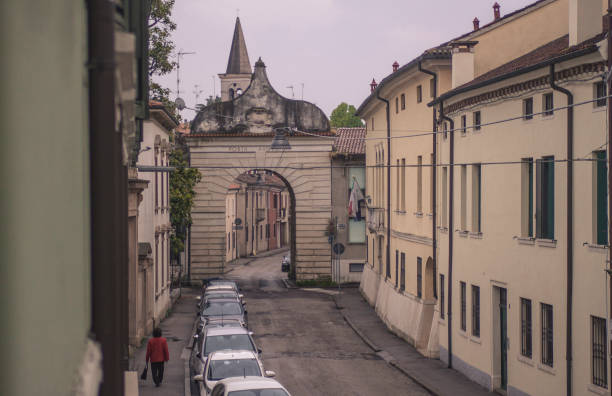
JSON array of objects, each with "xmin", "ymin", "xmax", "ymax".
[{"xmin": 175, "ymin": 97, "xmax": 186, "ymax": 110}]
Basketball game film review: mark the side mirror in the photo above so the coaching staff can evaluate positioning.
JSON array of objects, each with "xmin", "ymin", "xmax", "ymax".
[
  {"xmin": 264, "ymin": 370, "xmax": 276, "ymax": 378},
  {"xmin": 257, "ymin": 348, "xmax": 263, "ymax": 355},
  {"xmin": 193, "ymin": 374, "xmax": 203, "ymax": 382}
]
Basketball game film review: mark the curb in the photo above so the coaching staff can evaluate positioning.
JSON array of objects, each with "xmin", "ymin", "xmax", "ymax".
[
  {"xmin": 281, "ymin": 278, "xmax": 297, "ymax": 289},
  {"xmin": 332, "ymin": 295, "xmax": 381, "ymax": 353}
]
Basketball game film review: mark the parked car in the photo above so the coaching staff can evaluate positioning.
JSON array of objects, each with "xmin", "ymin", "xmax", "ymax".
[
  {"xmin": 198, "ymin": 291, "xmax": 245, "ymax": 311},
  {"xmin": 281, "ymin": 255, "xmax": 290, "ymax": 272},
  {"xmin": 199, "ymin": 298, "xmax": 248, "ymax": 327},
  {"xmin": 191, "ymin": 326, "xmax": 261, "ymax": 376},
  {"xmin": 209, "ymin": 377, "xmax": 291, "ymax": 396},
  {"xmin": 193, "ymin": 350, "xmax": 275, "ymax": 395}
]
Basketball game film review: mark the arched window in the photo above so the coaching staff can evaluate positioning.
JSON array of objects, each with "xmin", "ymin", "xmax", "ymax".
[{"xmin": 229, "ymin": 88, "xmax": 235, "ymax": 100}]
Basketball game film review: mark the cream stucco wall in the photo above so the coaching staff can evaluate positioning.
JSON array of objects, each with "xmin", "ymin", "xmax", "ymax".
[{"xmin": 437, "ymin": 52, "xmax": 608, "ymax": 395}]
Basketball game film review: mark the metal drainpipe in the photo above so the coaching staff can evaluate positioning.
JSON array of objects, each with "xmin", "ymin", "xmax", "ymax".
[
  {"xmin": 550, "ymin": 63, "xmax": 573, "ymax": 396},
  {"xmin": 607, "ymin": 10, "xmax": 612, "ymax": 395},
  {"xmin": 376, "ymin": 92, "xmax": 391, "ymax": 284},
  {"xmin": 439, "ymin": 104, "xmax": 454, "ymax": 369},
  {"xmin": 419, "ymin": 61, "xmax": 438, "ymax": 299}
]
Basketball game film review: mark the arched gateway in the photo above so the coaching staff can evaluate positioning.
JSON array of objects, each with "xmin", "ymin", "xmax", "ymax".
[{"xmin": 186, "ymin": 56, "xmax": 334, "ymax": 281}]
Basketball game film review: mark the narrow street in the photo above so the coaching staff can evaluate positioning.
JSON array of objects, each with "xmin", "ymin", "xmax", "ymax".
[{"xmin": 223, "ymin": 252, "xmax": 431, "ymax": 396}]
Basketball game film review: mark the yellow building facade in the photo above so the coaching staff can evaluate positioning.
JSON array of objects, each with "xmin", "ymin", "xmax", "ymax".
[{"xmin": 358, "ymin": 0, "xmax": 611, "ymax": 394}]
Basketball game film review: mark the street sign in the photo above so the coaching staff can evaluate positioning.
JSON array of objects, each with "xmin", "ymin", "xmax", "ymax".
[
  {"xmin": 333, "ymin": 243, "xmax": 345, "ymax": 255},
  {"xmin": 336, "ymin": 223, "xmax": 346, "ymax": 230},
  {"xmin": 234, "ymin": 218, "xmax": 242, "ymax": 225}
]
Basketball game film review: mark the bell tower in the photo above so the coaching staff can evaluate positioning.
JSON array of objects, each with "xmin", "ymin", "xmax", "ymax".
[{"xmin": 218, "ymin": 17, "xmax": 252, "ymax": 101}]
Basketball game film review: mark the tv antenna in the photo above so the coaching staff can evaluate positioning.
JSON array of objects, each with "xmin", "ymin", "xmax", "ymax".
[
  {"xmin": 193, "ymin": 84, "xmax": 204, "ymax": 106},
  {"xmin": 175, "ymin": 49, "xmax": 195, "ymax": 110}
]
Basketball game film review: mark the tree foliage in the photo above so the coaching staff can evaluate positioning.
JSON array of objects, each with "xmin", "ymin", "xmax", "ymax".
[
  {"xmin": 149, "ymin": 0, "xmax": 176, "ymax": 78},
  {"xmin": 329, "ymin": 102, "xmax": 364, "ymax": 128},
  {"xmin": 169, "ymin": 147, "xmax": 202, "ymax": 259}
]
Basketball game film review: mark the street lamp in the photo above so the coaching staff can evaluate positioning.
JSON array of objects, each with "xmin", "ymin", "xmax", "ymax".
[{"xmin": 270, "ymin": 128, "xmax": 291, "ymax": 150}]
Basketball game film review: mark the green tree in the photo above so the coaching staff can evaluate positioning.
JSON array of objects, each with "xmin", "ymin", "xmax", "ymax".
[
  {"xmin": 329, "ymin": 102, "xmax": 364, "ymax": 128},
  {"xmin": 148, "ymin": 0, "xmax": 176, "ymax": 107},
  {"xmin": 169, "ymin": 147, "xmax": 202, "ymax": 260}
]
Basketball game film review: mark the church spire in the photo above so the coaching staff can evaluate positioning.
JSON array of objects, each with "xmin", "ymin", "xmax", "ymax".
[{"xmin": 226, "ymin": 17, "xmax": 251, "ymax": 74}]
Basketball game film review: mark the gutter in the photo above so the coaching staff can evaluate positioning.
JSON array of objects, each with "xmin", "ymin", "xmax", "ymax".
[
  {"xmin": 430, "ymin": 45, "xmax": 598, "ymax": 107},
  {"xmin": 376, "ymin": 92, "xmax": 391, "ymax": 285},
  {"xmin": 418, "ymin": 61, "xmax": 438, "ymax": 299},
  {"xmin": 439, "ymin": 103, "xmax": 454, "ymax": 369},
  {"xmin": 550, "ymin": 63, "xmax": 573, "ymax": 396}
]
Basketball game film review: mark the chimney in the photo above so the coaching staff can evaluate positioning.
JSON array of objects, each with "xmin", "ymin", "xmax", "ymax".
[
  {"xmin": 370, "ymin": 79, "xmax": 378, "ymax": 92},
  {"xmin": 569, "ymin": 0, "xmax": 601, "ymax": 46},
  {"xmin": 392, "ymin": 61, "xmax": 399, "ymax": 72},
  {"xmin": 493, "ymin": 2, "xmax": 501, "ymax": 20},
  {"xmin": 473, "ymin": 17, "xmax": 480, "ymax": 30},
  {"xmin": 451, "ymin": 42, "xmax": 476, "ymax": 88}
]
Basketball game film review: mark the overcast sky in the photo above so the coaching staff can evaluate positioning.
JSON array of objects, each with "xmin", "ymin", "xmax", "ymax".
[{"xmin": 156, "ymin": 0, "xmax": 537, "ymax": 121}]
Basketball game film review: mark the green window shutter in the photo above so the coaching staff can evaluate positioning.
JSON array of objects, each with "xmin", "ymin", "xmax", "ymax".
[
  {"xmin": 596, "ymin": 151, "xmax": 608, "ymax": 245},
  {"xmin": 528, "ymin": 159, "xmax": 533, "ymax": 237},
  {"xmin": 544, "ymin": 157, "xmax": 554, "ymax": 239},
  {"xmin": 536, "ymin": 159, "xmax": 543, "ymax": 238}
]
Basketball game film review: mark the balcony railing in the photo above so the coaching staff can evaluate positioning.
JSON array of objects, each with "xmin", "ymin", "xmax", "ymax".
[
  {"xmin": 367, "ymin": 207, "xmax": 385, "ymax": 234},
  {"xmin": 256, "ymin": 208, "xmax": 265, "ymax": 222}
]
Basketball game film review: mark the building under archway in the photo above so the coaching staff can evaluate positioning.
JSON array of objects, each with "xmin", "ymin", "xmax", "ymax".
[{"xmin": 186, "ymin": 18, "xmax": 334, "ymax": 280}]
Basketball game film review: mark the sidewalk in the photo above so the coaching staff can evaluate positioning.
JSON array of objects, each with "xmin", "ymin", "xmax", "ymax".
[
  {"xmin": 334, "ymin": 288, "xmax": 496, "ymax": 396},
  {"xmin": 132, "ymin": 288, "xmax": 199, "ymax": 396},
  {"xmin": 225, "ymin": 247, "xmax": 289, "ymax": 272}
]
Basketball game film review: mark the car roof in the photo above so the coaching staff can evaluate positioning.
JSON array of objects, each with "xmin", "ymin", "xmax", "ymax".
[
  {"xmin": 205, "ymin": 284, "xmax": 236, "ymax": 290},
  {"xmin": 220, "ymin": 376, "xmax": 286, "ymax": 391},
  {"xmin": 208, "ymin": 350, "xmax": 257, "ymax": 361},
  {"xmin": 206, "ymin": 326, "xmax": 250, "ymax": 336}
]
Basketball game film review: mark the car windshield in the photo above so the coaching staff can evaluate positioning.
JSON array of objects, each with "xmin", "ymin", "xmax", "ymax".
[
  {"xmin": 204, "ymin": 335, "xmax": 255, "ymax": 356},
  {"xmin": 228, "ymin": 390, "xmax": 289, "ymax": 396},
  {"xmin": 205, "ymin": 293, "xmax": 238, "ymax": 300},
  {"xmin": 202, "ymin": 302, "xmax": 242, "ymax": 316},
  {"xmin": 207, "ymin": 358, "xmax": 261, "ymax": 381}
]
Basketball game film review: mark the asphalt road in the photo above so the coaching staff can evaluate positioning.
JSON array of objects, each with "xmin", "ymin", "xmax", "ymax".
[{"xmin": 224, "ymin": 252, "xmax": 430, "ymax": 396}]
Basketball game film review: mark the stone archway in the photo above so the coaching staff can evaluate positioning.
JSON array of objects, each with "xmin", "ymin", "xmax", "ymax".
[{"xmin": 186, "ymin": 135, "xmax": 333, "ymax": 281}]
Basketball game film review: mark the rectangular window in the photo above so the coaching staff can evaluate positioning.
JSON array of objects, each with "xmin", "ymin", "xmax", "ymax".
[
  {"xmin": 521, "ymin": 298, "xmax": 532, "ymax": 358},
  {"xmin": 417, "ymin": 156, "xmax": 423, "ymax": 213},
  {"xmin": 460, "ymin": 282, "xmax": 467, "ymax": 331},
  {"xmin": 417, "ymin": 257, "xmax": 422, "ymax": 298},
  {"xmin": 521, "ymin": 158, "xmax": 534, "ymax": 237},
  {"xmin": 523, "ymin": 97, "xmax": 534, "ymax": 120},
  {"xmin": 592, "ymin": 315, "xmax": 608, "ymax": 387},
  {"xmin": 440, "ymin": 274, "xmax": 445, "ymax": 319},
  {"xmin": 395, "ymin": 97, "xmax": 399, "ymax": 113},
  {"xmin": 595, "ymin": 81, "xmax": 607, "ymax": 107},
  {"xmin": 442, "ymin": 167, "xmax": 448, "ymax": 228},
  {"xmin": 400, "ymin": 253, "xmax": 406, "ymax": 291},
  {"xmin": 443, "ymin": 122, "xmax": 448, "ymax": 140},
  {"xmin": 543, "ymin": 93, "xmax": 554, "ymax": 116},
  {"xmin": 349, "ymin": 263, "xmax": 364, "ymax": 272},
  {"xmin": 541, "ymin": 303, "xmax": 553, "ymax": 367},
  {"xmin": 461, "ymin": 114, "xmax": 467, "ymax": 134},
  {"xmin": 594, "ymin": 151, "xmax": 608, "ymax": 245},
  {"xmin": 348, "ymin": 219, "xmax": 366, "ymax": 243},
  {"xmin": 401, "ymin": 93, "xmax": 406, "ymax": 110},
  {"xmin": 472, "ymin": 164, "xmax": 481, "ymax": 233},
  {"xmin": 473, "ymin": 111, "xmax": 481, "ymax": 130},
  {"xmin": 401, "ymin": 159, "xmax": 406, "ymax": 211},
  {"xmin": 417, "ymin": 85, "xmax": 422, "ymax": 103},
  {"xmin": 536, "ymin": 156, "xmax": 555, "ymax": 239},
  {"xmin": 245, "ymin": 224, "xmax": 249, "ymax": 242},
  {"xmin": 471, "ymin": 285, "xmax": 480, "ymax": 337},
  {"xmin": 396, "ymin": 159, "xmax": 400, "ymax": 210},
  {"xmin": 461, "ymin": 165, "xmax": 467, "ymax": 230},
  {"xmin": 395, "ymin": 250, "xmax": 399, "ymax": 288},
  {"xmin": 273, "ymin": 195, "xmax": 277, "ymax": 208},
  {"xmin": 430, "ymin": 78, "xmax": 436, "ymax": 98}
]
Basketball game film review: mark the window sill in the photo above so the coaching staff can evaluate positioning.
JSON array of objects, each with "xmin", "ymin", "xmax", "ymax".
[
  {"xmin": 458, "ymin": 330, "xmax": 468, "ymax": 339},
  {"xmin": 517, "ymin": 354, "xmax": 535, "ymax": 367},
  {"xmin": 593, "ymin": 106, "xmax": 606, "ymax": 113},
  {"xmin": 536, "ymin": 239, "xmax": 557, "ymax": 248},
  {"xmin": 473, "ymin": 127, "xmax": 482, "ymax": 133},
  {"xmin": 588, "ymin": 384, "xmax": 609, "ymax": 395},
  {"xmin": 393, "ymin": 210, "xmax": 407, "ymax": 215},
  {"xmin": 426, "ymin": 213, "xmax": 433, "ymax": 218},
  {"xmin": 438, "ymin": 227, "xmax": 449, "ymax": 233},
  {"xmin": 586, "ymin": 243, "xmax": 608, "ymax": 250},
  {"xmin": 469, "ymin": 232, "xmax": 483, "ymax": 239},
  {"xmin": 414, "ymin": 212, "xmax": 424, "ymax": 218},
  {"xmin": 537, "ymin": 363, "xmax": 556, "ymax": 375},
  {"xmin": 516, "ymin": 236, "xmax": 535, "ymax": 245},
  {"xmin": 542, "ymin": 113, "xmax": 555, "ymax": 120},
  {"xmin": 469, "ymin": 335, "xmax": 481, "ymax": 344},
  {"xmin": 457, "ymin": 230, "xmax": 469, "ymax": 238}
]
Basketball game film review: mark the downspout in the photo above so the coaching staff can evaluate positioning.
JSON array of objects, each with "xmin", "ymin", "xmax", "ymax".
[
  {"xmin": 376, "ymin": 92, "xmax": 391, "ymax": 283},
  {"xmin": 550, "ymin": 63, "xmax": 573, "ymax": 396},
  {"xmin": 439, "ymin": 103, "xmax": 454, "ymax": 369},
  {"xmin": 419, "ymin": 61, "xmax": 438, "ymax": 299}
]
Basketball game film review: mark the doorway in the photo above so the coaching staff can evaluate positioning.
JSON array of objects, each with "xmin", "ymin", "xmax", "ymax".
[{"xmin": 492, "ymin": 286, "xmax": 508, "ymax": 391}]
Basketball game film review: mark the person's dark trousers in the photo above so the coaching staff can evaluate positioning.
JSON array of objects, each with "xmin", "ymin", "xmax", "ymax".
[{"xmin": 151, "ymin": 362, "xmax": 165, "ymax": 386}]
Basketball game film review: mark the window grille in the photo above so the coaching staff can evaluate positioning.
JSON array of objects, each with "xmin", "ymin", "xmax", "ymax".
[
  {"xmin": 461, "ymin": 115, "xmax": 467, "ymax": 134},
  {"xmin": 473, "ymin": 111, "xmax": 481, "ymax": 130},
  {"xmin": 595, "ymin": 81, "xmax": 607, "ymax": 107},
  {"xmin": 543, "ymin": 93, "xmax": 553, "ymax": 116},
  {"xmin": 460, "ymin": 282, "xmax": 467, "ymax": 331},
  {"xmin": 523, "ymin": 97, "xmax": 534, "ymax": 120},
  {"xmin": 416, "ymin": 85, "xmax": 422, "ymax": 103},
  {"xmin": 592, "ymin": 316, "xmax": 607, "ymax": 387},
  {"xmin": 541, "ymin": 303, "xmax": 553, "ymax": 367},
  {"xmin": 472, "ymin": 285, "xmax": 480, "ymax": 337},
  {"xmin": 520, "ymin": 298, "xmax": 532, "ymax": 358}
]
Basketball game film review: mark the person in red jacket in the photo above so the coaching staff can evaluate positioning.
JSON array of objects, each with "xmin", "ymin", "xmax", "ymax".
[{"xmin": 146, "ymin": 327, "xmax": 169, "ymax": 386}]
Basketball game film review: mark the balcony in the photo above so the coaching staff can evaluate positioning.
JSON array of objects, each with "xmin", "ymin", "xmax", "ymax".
[
  {"xmin": 256, "ymin": 208, "xmax": 265, "ymax": 222},
  {"xmin": 367, "ymin": 207, "xmax": 385, "ymax": 234}
]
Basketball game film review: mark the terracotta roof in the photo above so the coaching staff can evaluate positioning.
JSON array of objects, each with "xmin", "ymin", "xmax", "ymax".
[
  {"xmin": 334, "ymin": 128, "xmax": 365, "ymax": 155},
  {"xmin": 186, "ymin": 131, "xmax": 335, "ymax": 138},
  {"xmin": 148, "ymin": 100, "xmax": 179, "ymax": 129},
  {"xmin": 435, "ymin": 32, "xmax": 604, "ymax": 103},
  {"xmin": 228, "ymin": 183, "xmax": 241, "ymax": 190},
  {"xmin": 235, "ymin": 172, "xmax": 285, "ymax": 188},
  {"xmin": 176, "ymin": 122, "xmax": 190, "ymax": 134}
]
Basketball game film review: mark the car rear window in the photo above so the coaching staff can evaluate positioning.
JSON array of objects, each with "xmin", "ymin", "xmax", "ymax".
[
  {"xmin": 202, "ymin": 302, "xmax": 243, "ymax": 316},
  {"xmin": 204, "ymin": 334, "xmax": 255, "ymax": 356},
  {"xmin": 208, "ymin": 358, "xmax": 261, "ymax": 380},
  {"xmin": 228, "ymin": 390, "xmax": 289, "ymax": 396}
]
